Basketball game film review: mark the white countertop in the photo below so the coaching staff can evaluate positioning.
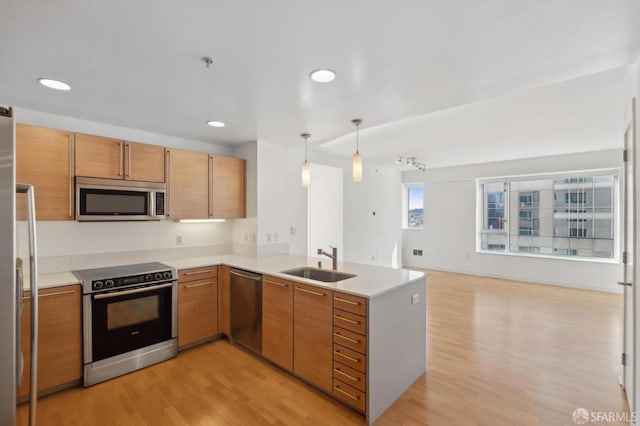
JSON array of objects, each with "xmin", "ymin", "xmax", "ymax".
[
  {"xmin": 26, "ymin": 254, "xmax": 425, "ymax": 298},
  {"xmin": 166, "ymin": 255, "xmax": 425, "ymax": 298},
  {"xmin": 23, "ymin": 271, "xmax": 80, "ymax": 291}
]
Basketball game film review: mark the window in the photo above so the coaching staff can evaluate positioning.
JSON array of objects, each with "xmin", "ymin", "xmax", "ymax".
[
  {"xmin": 403, "ymin": 184, "xmax": 424, "ymax": 229},
  {"xmin": 477, "ymin": 171, "xmax": 617, "ymax": 261}
]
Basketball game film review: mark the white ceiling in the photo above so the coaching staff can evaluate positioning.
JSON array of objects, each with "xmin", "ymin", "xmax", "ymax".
[{"xmin": 1, "ymin": 0, "xmax": 639, "ymax": 167}]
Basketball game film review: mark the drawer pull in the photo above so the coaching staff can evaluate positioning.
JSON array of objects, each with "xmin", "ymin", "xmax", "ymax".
[
  {"xmin": 334, "ymin": 314, "xmax": 359, "ymax": 325},
  {"xmin": 24, "ymin": 289, "xmax": 76, "ymax": 300},
  {"xmin": 334, "ymin": 368, "xmax": 360, "ymax": 382},
  {"xmin": 184, "ymin": 281, "xmax": 213, "ymax": 289},
  {"xmin": 334, "ymin": 332, "xmax": 360, "ymax": 344},
  {"xmin": 334, "ymin": 350, "xmax": 360, "ymax": 363},
  {"xmin": 334, "ymin": 385, "xmax": 360, "ymax": 401},
  {"xmin": 184, "ymin": 269, "xmax": 215, "ymax": 275},
  {"xmin": 334, "ymin": 296, "xmax": 360, "ymax": 306},
  {"xmin": 296, "ymin": 287, "xmax": 325, "ymax": 297},
  {"xmin": 264, "ymin": 279, "xmax": 287, "ymax": 288}
]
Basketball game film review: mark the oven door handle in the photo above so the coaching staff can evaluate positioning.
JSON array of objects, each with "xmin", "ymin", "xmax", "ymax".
[{"xmin": 93, "ymin": 282, "xmax": 174, "ymax": 299}]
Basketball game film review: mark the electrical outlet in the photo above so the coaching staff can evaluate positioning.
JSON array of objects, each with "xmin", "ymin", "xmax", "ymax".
[
  {"xmin": 176, "ymin": 235, "xmax": 183, "ymax": 246},
  {"xmin": 412, "ymin": 249, "xmax": 423, "ymax": 256},
  {"xmin": 411, "ymin": 293, "xmax": 419, "ymax": 305},
  {"xmin": 273, "ymin": 232, "xmax": 279, "ymax": 242},
  {"xmin": 290, "ymin": 226, "xmax": 296, "ymax": 236}
]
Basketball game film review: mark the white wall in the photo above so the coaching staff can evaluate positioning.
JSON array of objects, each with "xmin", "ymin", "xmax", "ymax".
[
  {"xmin": 308, "ymin": 164, "xmax": 343, "ymax": 261},
  {"xmin": 232, "ymin": 142, "xmax": 258, "ymax": 256},
  {"xmin": 287, "ymin": 144, "xmax": 403, "ymax": 268},
  {"xmin": 402, "ymin": 149, "xmax": 623, "ymax": 293}
]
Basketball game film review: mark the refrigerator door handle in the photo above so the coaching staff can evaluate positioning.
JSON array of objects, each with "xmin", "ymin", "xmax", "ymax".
[
  {"xmin": 15, "ymin": 260, "xmax": 23, "ymax": 386},
  {"xmin": 16, "ymin": 183, "xmax": 38, "ymax": 426}
]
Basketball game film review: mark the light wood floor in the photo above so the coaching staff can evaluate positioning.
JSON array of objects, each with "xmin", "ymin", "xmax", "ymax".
[{"xmin": 18, "ymin": 271, "xmax": 628, "ymax": 425}]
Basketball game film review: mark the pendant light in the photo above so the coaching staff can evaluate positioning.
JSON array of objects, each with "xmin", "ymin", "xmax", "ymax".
[
  {"xmin": 351, "ymin": 118, "xmax": 363, "ymax": 182},
  {"xmin": 301, "ymin": 133, "xmax": 311, "ymax": 187}
]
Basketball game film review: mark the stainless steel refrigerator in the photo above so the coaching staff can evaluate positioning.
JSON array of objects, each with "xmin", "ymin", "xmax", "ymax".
[{"xmin": 0, "ymin": 106, "xmax": 39, "ymax": 426}]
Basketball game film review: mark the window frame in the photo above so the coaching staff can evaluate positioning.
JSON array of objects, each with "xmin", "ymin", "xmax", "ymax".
[
  {"xmin": 402, "ymin": 183, "xmax": 424, "ymax": 230},
  {"xmin": 475, "ymin": 168, "xmax": 620, "ymax": 263}
]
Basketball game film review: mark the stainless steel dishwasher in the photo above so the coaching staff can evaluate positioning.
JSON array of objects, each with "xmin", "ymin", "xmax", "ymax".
[{"xmin": 230, "ymin": 268, "xmax": 262, "ymax": 353}]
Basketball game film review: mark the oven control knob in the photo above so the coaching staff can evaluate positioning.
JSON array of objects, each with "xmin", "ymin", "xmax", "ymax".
[
  {"xmin": 163, "ymin": 271, "xmax": 172, "ymax": 280},
  {"xmin": 154, "ymin": 273, "xmax": 163, "ymax": 281},
  {"xmin": 94, "ymin": 281, "xmax": 104, "ymax": 290},
  {"xmin": 105, "ymin": 280, "xmax": 115, "ymax": 288},
  {"xmin": 145, "ymin": 274, "xmax": 153, "ymax": 281}
]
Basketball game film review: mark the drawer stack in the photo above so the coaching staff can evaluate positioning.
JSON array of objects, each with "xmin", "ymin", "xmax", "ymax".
[{"xmin": 332, "ymin": 291, "xmax": 368, "ymax": 413}]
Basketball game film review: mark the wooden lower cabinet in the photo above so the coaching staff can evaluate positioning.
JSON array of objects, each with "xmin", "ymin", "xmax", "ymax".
[
  {"xmin": 332, "ymin": 291, "xmax": 368, "ymax": 413},
  {"xmin": 262, "ymin": 275, "xmax": 293, "ymax": 370},
  {"xmin": 218, "ymin": 265, "xmax": 231, "ymax": 336},
  {"xmin": 18, "ymin": 285, "xmax": 82, "ymax": 399},
  {"xmin": 178, "ymin": 267, "xmax": 218, "ymax": 348},
  {"xmin": 293, "ymin": 282, "xmax": 333, "ymax": 392}
]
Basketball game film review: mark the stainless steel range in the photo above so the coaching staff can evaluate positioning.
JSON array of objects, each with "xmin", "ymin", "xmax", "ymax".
[{"xmin": 73, "ymin": 262, "xmax": 178, "ymax": 387}]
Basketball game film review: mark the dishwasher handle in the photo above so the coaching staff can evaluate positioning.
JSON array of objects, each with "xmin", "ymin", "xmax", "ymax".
[{"xmin": 230, "ymin": 269, "xmax": 262, "ymax": 281}]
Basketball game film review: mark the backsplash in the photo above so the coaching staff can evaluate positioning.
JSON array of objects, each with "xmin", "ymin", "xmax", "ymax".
[{"xmin": 17, "ymin": 220, "xmax": 233, "ymax": 273}]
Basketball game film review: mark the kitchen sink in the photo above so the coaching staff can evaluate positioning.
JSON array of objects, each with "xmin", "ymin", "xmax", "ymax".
[{"xmin": 281, "ymin": 267, "xmax": 356, "ymax": 283}]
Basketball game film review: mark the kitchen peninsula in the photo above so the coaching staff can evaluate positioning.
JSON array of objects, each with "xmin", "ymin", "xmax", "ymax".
[{"xmin": 22, "ymin": 254, "xmax": 426, "ymax": 425}]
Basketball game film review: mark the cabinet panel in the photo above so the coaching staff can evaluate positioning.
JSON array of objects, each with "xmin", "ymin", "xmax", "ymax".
[
  {"xmin": 125, "ymin": 141, "xmax": 165, "ymax": 182},
  {"xmin": 75, "ymin": 133, "xmax": 123, "ymax": 179},
  {"xmin": 333, "ymin": 379, "xmax": 366, "ymax": 412},
  {"xmin": 333, "ymin": 292, "xmax": 367, "ymax": 316},
  {"xmin": 178, "ymin": 277, "xmax": 218, "ymax": 348},
  {"xmin": 293, "ymin": 283, "xmax": 333, "ymax": 392},
  {"xmin": 218, "ymin": 265, "xmax": 231, "ymax": 336},
  {"xmin": 166, "ymin": 149, "xmax": 209, "ymax": 219},
  {"xmin": 333, "ymin": 361, "xmax": 366, "ymax": 392},
  {"xmin": 333, "ymin": 344, "xmax": 367, "ymax": 374},
  {"xmin": 262, "ymin": 276, "xmax": 293, "ymax": 370},
  {"xmin": 333, "ymin": 326, "xmax": 366, "ymax": 354},
  {"xmin": 333, "ymin": 309, "xmax": 366, "ymax": 335},
  {"xmin": 178, "ymin": 266, "xmax": 217, "ymax": 283},
  {"xmin": 18, "ymin": 285, "xmax": 82, "ymax": 398},
  {"xmin": 209, "ymin": 155, "xmax": 246, "ymax": 219},
  {"xmin": 16, "ymin": 124, "xmax": 74, "ymax": 220}
]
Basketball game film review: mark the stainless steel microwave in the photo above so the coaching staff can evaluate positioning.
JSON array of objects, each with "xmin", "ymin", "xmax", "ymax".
[{"xmin": 76, "ymin": 177, "xmax": 166, "ymax": 221}]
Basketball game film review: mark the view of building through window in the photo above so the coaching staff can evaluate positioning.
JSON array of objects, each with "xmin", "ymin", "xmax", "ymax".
[
  {"xmin": 406, "ymin": 185, "xmax": 424, "ymax": 228},
  {"xmin": 478, "ymin": 172, "xmax": 617, "ymax": 260}
]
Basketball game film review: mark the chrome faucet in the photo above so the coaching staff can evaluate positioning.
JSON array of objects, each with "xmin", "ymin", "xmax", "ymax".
[{"xmin": 317, "ymin": 246, "xmax": 338, "ymax": 271}]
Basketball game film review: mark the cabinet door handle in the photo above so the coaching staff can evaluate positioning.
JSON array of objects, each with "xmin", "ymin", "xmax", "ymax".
[
  {"xmin": 334, "ymin": 314, "xmax": 360, "ymax": 325},
  {"xmin": 334, "ymin": 350, "xmax": 360, "ymax": 363},
  {"xmin": 334, "ymin": 368, "xmax": 360, "ymax": 382},
  {"xmin": 295, "ymin": 286, "xmax": 325, "ymax": 297},
  {"xmin": 126, "ymin": 142, "xmax": 132, "ymax": 177},
  {"xmin": 184, "ymin": 281, "xmax": 213, "ymax": 289},
  {"xmin": 24, "ymin": 289, "xmax": 77, "ymax": 300},
  {"xmin": 118, "ymin": 141, "xmax": 124, "ymax": 177},
  {"xmin": 334, "ymin": 385, "xmax": 360, "ymax": 401},
  {"xmin": 68, "ymin": 134, "xmax": 74, "ymax": 218},
  {"xmin": 208, "ymin": 156, "xmax": 213, "ymax": 217},
  {"xmin": 165, "ymin": 150, "xmax": 171, "ymax": 217},
  {"xmin": 334, "ymin": 297, "xmax": 360, "ymax": 306},
  {"xmin": 334, "ymin": 332, "xmax": 360, "ymax": 344},
  {"xmin": 184, "ymin": 269, "xmax": 215, "ymax": 276},
  {"xmin": 264, "ymin": 279, "xmax": 288, "ymax": 288}
]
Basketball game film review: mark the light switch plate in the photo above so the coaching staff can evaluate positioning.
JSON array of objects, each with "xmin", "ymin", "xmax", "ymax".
[{"xmin": 411, "ymin": 293, "xmax": 419, "ymax": 305}]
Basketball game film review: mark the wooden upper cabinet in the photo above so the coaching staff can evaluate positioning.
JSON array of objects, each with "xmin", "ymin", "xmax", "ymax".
[
  {"xmin": 166, "ymin": 148, "xmax": 209, "ymax": 219},
  {"xmin": 75, "ymin": 133, "xmax": 124, "ymax": 179},
  {"xmin": 76, "ymin": 134, "xmax": 165, "ymax": 182},
  {"xmin": 209, "ymin": 155, "xmax": 246, "ymax": 219},
  {"xmin": 124, "ymin": 141, "xmax": 165, "ymax": 182},
  {"xmin": 16, "ymin": 124, "xmax": 74, "ymax": 220}
]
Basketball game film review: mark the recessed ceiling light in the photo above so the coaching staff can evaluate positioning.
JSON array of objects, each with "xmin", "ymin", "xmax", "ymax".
[
  {"xmin": 207, "ymin": 121, "xmax": 225, "ymax": 128},
  {"xmin": 38, "ymin": 78, "xmax": 71, "ymax": 91},
  {"xmin": 310, "ymin": 69, "xmax": 336, "ymax": 83}
]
